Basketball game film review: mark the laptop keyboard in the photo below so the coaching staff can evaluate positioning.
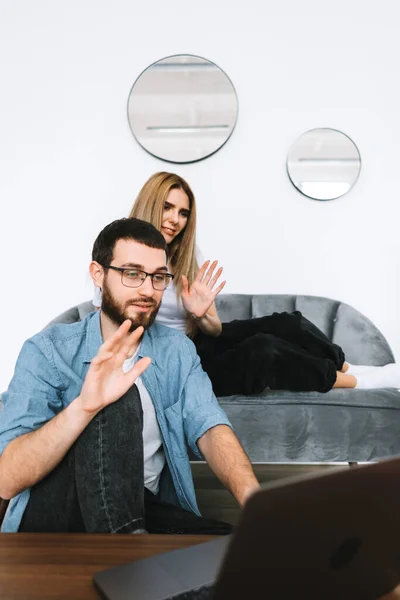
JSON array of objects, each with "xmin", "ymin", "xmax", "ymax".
[{"xmin": 166, "ymin": 583, "xmax": 215, "ymax": 600}]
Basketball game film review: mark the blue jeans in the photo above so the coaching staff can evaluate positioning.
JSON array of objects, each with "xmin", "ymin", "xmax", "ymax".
[{"xmin": 18, "ymin": 385, "xmax": 232, "ymax": 535}]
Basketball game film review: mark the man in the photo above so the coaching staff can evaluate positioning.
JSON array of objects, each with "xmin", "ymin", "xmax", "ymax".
[{"xmin": 0, "ymin": 218, "xmax": 260, "ymax": 533}]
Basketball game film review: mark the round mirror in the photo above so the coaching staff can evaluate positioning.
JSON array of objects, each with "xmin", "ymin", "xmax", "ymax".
[
  {"xmin": 286, "ymin": 128, "xmax": 361, "ymax": 201},
  {"xmin": 127, "ymin": 54, "xmax": 238, "ymax": 164}
]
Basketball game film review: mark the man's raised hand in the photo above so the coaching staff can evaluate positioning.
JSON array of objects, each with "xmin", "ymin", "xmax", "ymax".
[{"xmin": 79, "ymin": 320, "xmax": 151, "ymax": 415}]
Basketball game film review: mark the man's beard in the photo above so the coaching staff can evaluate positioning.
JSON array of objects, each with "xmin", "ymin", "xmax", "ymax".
[{"xmin": 101, "ymin": 279, "xmax": 160, "ymax": 332}]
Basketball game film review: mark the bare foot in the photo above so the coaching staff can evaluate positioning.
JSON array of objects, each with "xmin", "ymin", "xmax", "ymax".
[{"xmin": 333, "ymin": 371, "xmax": 357, "ymax": 388}]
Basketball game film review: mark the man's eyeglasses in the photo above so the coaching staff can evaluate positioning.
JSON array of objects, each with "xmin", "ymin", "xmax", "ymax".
[{"xmin": 103, "ymin": 265, "xmax": 174, "ymax": 291}]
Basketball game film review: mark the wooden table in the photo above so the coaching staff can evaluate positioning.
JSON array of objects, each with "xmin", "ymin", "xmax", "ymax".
[
  {"xmin": 2, "ymin": 533, "xmax": 400, "ymax": 600},
  {"xmin": 0, "ymin": 533, "xmax": 215, "ymax": 599}
]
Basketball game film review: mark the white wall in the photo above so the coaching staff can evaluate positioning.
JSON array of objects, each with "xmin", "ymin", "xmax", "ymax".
[{"xmin": 1, "ymin": 0, "xmax": 400, "ymax": 391}]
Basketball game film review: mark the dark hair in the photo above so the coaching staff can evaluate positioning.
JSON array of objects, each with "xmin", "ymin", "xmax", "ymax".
[{"xmin": 92, "ymin": 217, "xmax": 168, "ymax": 265}]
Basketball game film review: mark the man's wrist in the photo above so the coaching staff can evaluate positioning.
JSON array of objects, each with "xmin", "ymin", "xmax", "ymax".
[
  {"xmin": 236, "ymin": 482, "xmax": 261, "ymax": 507},
  {"xmin": 71, "ymin": 395, "xmax": 100, "ymax": 423}
]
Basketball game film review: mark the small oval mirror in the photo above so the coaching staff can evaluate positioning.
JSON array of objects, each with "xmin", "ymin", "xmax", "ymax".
[
  {"xmin": 127, "ymin": 54, "xmax": 238, "ymax": 164},
  {"xmin": 286, "ymin": 128, "xmax": 361, "ymax": 201}
]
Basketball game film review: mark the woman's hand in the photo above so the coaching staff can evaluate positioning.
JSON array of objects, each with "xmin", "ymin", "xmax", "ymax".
[
  {"xmin": 79, "ymin": 320, "xmax": 151, "ymax": 415},
  {"xmin": 181, "ymin": 260, "xmax": 226, "ymax": 318}
]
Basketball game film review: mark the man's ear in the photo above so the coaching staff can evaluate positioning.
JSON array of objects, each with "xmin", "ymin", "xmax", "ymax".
[{"xmin": 89, "ymin": 261, "xmax": 104, "ymax": 290}]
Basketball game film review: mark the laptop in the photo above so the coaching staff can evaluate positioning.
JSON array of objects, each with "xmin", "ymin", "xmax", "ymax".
[{"xmin": 94, "ymin": 458, "xmax": 400, "ymax": 600}]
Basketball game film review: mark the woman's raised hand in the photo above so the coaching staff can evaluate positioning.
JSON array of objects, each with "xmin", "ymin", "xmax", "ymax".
[
  {"xmin": 79, "ymin": 320, "xmax": 151, "ymax": 415},
  {"xmin": 181, "ymin": 260, "xmax": 226, "ymax": 319}
]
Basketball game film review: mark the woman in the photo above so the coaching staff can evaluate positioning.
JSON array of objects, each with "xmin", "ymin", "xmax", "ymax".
[{"xmin": 95, "ymin": 172, "xmax": 399, "ymax": 395}]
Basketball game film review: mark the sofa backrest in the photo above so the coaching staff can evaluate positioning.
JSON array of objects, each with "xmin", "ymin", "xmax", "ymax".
[
  {"xmin": 215, "ymin": 294, "xmax": 394, "ymax": 366},
  {"xmin": 45, "ymin": 294, "xmax": 394, "ymax": 367}
]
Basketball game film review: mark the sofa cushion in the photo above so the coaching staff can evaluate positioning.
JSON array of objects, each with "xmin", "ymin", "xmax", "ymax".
[{"xmin": 220, "ymin": 388, "xmax": 400, "ymax": 462}]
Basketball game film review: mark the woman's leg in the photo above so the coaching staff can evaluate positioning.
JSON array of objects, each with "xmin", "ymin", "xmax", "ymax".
[
  {"xmin": 210, "ymin": 312, "xmax": 345, "ymax": 370},
  {"xmin": 195, "ymin": 321, "xmax": 399, "ymax": 393},
  {"xmin": 267, "ymin": 312, "xmax": 345, "ymax": 370},
  {"xmin": 199, "ymin": 332, "xmax": 338, "ymax": 396},
  {"xmin": 333, "ymin": 372, "xmax": 356, "ymax": 388},
  {"xmin": 19, "ymin": 385, "xmax": 146, "ymax": 533}
]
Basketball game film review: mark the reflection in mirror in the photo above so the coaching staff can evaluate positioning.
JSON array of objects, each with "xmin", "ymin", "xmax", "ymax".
[
  {"xmin": 286, "ymin": 128, "xmax": 361, "ymax": 201},
  {"xmin": 127, "ymin": 54, "xmax": 238, "ymax": 163}
]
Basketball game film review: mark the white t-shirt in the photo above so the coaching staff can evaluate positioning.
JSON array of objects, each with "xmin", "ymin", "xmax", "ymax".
[
  {"xmin": 93, "ymin": 285, "xmax": 102, "ymax": 308},
  {"xmin": 93, "ymin": 248, "xmax": 204, "ymax": 334},
  {"xmin": 123, "ymin": 348, "xmax": 165, "ymax": 494},
  {"xmin": 154, "ymin": 281, "xmax": 187, "ymax": 333}
]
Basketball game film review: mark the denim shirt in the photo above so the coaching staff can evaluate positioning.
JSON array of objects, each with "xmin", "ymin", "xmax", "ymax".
[{"xmin": 0, "ymin": 311, "xmax": 231, "ymax": 532}]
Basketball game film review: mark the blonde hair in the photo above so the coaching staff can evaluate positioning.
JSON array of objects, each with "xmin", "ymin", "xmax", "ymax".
[{"xmin": 129, "ymin": 172, "xmax": 199, "ymax": 336}]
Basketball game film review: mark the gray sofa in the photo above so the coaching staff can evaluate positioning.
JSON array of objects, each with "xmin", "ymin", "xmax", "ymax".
[{"xmin": 44, "ymin": 293, "xmax": 400, "ymax": 464}]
